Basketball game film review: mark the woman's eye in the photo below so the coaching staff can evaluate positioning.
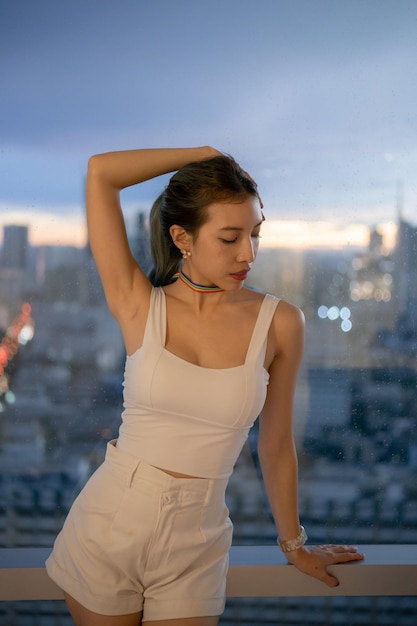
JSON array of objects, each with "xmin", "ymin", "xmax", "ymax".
[
  {"xmin": 221, "ymin": 238, "xmax": 238, "ymax": 244},
  {"xmin": 251, "ymin": 232, "xmax": 261, "ymax": 239}
]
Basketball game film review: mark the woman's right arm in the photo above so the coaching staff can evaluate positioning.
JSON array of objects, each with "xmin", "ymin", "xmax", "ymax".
[{"xmin": 86, "ymin": 146, "xmax": 218, "ymax": 323}]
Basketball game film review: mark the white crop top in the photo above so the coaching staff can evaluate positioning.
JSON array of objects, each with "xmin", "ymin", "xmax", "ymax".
[{"xmin": 117, "ymin": 287, "xmax": 280, "ymax": 479}]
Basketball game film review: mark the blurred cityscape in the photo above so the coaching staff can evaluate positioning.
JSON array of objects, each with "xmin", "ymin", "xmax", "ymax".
[{"xmin": 0, "ymin": 211, "xmax": 416, "ymax": 625}]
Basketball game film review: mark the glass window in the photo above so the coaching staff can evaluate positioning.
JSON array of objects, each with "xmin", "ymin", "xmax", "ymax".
[{"xmin": 1, "ymin": 2, "xmax": 416, "ymax": 623}]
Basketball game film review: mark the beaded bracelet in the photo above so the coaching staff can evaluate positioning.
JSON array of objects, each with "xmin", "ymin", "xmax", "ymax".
[{"xmin": 278, "ymin": 525, "xmax": 308, "ymax": 552}]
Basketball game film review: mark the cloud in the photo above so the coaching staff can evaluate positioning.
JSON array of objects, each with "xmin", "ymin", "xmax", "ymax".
[{"xmin": 1, "ymin": 0, "xmax": 417, "ymax": 227}]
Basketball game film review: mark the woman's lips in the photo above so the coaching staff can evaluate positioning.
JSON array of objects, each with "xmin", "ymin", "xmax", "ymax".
[{"xmin": 230, "ymin": 270, "xmax": 249, "ymax": 281}]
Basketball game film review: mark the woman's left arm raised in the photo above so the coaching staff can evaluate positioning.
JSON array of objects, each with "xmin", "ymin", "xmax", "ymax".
[{"xmin": 258, "ymin": 300, "xmax": 364, "ymax": 587}]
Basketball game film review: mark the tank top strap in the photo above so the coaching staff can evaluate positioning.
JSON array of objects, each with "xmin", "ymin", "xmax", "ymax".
[
  {"xmin": 142, "ymin": 286, "xmax": 166, "ymax": 348},
  {"xmin": 245, "ymin": 293, "xmax": 280, "ymax": 364}
]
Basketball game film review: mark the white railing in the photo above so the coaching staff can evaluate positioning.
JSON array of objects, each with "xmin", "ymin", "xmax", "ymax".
[{"xmin": 1, "ymin": 545, "xmax": 416, "ymax": 601}]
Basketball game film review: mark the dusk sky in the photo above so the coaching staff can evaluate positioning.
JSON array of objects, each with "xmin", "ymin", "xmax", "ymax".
[{"xmin": 1, "ymin": 0, "xmax": 417, "ymax": 247}]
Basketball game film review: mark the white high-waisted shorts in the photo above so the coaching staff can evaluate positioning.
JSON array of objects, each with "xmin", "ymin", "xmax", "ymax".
[{"xmin": 46, "ymin": 440, "xmax": 232, "ymax": 621}]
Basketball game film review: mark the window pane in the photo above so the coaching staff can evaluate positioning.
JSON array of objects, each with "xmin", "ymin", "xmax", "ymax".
[{"xmin": 2, "ymin": 1, "xmax": 417, "ymax": 623}]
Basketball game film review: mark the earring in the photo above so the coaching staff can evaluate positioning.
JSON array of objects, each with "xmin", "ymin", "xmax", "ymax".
[{"xmin": 182, "ymin": 249, "xmax": 191, "ymax": 259}]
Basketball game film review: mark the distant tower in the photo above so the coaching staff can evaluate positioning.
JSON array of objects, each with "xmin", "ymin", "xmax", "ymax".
[
  {"xmin": 396, "ymin": 179, "xmax": 404, "ymax": 221},
  {"xmin": 1, "ymin": 225, "xmax": 29, "ymax": 270},
  {"xmin": 369, "ymin": 228, "xmax": 383, "ymax": 257},
  {"xmin": 393, "ymin": 216, "xmax": 417, "ymax": 332},
  {"xmin": 131, "ymin": 212, "xmax": 152, "ymax": 276},
  {"xmin": 392, "ymin": 181, "xmax": 415, "ymax": 324}
]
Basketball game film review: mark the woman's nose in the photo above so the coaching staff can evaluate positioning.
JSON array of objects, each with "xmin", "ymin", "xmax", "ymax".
[{"xmin": 237, "ymin": 238, "xmax": 256, "ymax": 263}]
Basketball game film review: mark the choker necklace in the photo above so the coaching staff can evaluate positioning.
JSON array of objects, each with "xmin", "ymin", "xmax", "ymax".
[{"xmin": 173, "ymin": 270, "xmax": 224, "ymax": 293}]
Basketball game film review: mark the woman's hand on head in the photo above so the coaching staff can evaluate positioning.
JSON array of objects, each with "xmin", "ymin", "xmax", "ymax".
[
  {"xmin": 202, "ymin": 146, "xmax": 223, "ymax": 159},
  {"xmin": 285, "ymin": 544, "xmax": 365, "ymax": 587}
]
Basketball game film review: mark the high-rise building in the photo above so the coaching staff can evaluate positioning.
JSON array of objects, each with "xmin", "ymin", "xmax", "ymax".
[
  {"xmin": 130, "ymin": 211, "xmax": 152, "ymax": 276},
  {"xmin": 369, "ymin": 215, "xmax": 417, "ymax": 368},
  {"xmin": 393, "ymin": 217, "xmax": 417, "ymax": 330},
  {"xmin": 1, "ymin": 225, "xmax": 29, "ymax": 270}
]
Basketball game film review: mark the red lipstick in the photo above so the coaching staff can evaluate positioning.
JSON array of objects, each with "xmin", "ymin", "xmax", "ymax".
[{"xmin": 230, "ymin": 270, "xmax": 249, "ymax": 281}]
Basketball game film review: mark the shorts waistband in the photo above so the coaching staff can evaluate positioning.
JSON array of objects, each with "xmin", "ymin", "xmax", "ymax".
[{"xmin": 104, "ymin": 440, "xmax": 227, "ymax": 497}]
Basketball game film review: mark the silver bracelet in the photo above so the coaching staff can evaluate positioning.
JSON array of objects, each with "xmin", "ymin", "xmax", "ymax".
[{"xmin": 278, "ymin": 525, "xmax": 308, "ymax": 552}]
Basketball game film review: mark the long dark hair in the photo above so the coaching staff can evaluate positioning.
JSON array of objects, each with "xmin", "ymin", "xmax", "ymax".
[{"xmin": 148, "ymin": 154, "xmax": 258, "ymax": 286}]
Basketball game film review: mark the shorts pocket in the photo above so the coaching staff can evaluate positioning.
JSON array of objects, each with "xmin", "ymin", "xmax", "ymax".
[
  {"xmin": 74, "ymin": 463, "xmax": 126, "ymax": 519},
  {"xmin": 199, "ymin": 501, "xmax": 233, "ymax": 546}
]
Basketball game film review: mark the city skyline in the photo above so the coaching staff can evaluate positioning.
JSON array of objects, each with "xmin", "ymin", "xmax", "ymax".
[{"xmin": 0, "ymin": 211, "xmax": 398, "ymax": 251}]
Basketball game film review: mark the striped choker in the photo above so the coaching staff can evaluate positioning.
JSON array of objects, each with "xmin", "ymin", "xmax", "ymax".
[{"xmin": 173, "ymin": 270, "xmax": 224, "ymax": 293}]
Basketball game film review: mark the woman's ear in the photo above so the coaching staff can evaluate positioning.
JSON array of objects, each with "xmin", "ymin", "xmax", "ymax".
[{"xmin": 169, "ymin": 225, "xmax": 192, "ymax": 252}]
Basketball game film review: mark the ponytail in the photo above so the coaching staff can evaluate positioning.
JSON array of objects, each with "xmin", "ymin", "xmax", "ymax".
[{"xmin": 148, "ymin": 192, "xmax": 182, "ymax": 286}]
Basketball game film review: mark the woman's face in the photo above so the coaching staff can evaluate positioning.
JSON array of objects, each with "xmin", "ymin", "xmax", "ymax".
[{"xmin": 185, "ymin": 195, "xmax": 263, "ymax": 291}]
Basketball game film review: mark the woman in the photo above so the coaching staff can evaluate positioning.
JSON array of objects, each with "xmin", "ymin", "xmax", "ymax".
[{"xmin": 46, "ymin": 146, "xmax": 364, "ymax": 626}]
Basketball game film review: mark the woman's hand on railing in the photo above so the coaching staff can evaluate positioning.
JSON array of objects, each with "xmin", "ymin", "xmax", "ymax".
[{"xmin": 285, "ymin": 544, "xmax": 365, "ymax": 587}]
